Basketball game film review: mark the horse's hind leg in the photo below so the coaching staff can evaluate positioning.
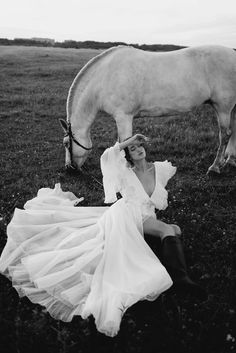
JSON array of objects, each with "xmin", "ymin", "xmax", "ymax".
[
  {"xmin": 207, "ymin": 109, "xmax": 231, "ymax": 174},
  {"xmin": 225, "ymin": 105, "xmax": 236, "ymax": 167}
]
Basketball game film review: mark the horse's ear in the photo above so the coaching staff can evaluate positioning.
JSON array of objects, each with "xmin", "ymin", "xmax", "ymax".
[{"xmin": 59, "ymin": 119, "xmax": 68, "ymax": 133}]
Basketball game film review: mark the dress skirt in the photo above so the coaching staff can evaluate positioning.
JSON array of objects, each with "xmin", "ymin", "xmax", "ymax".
[{"xmin": 0, "ymin": 184, "xmax": 172, "ymax": 337}]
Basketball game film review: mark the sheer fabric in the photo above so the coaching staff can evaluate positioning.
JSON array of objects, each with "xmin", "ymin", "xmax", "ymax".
[{"xmin": 0, "ymin": 143, "xmax": 176, "ymax": 337}]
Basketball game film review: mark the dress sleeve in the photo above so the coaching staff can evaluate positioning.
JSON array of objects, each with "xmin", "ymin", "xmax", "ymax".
[
  {"xmin": 155, "ymin": 161, "xmax": 177, "ymax": 187},
  {"xmin": 100, "ymin": 142, "xmax": 127, "ymax": 203}
]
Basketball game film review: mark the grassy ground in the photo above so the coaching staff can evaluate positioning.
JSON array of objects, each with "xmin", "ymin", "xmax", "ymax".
[{"xmin": 0, "ymin": 45, "xmax": 235, "ymax": 353}]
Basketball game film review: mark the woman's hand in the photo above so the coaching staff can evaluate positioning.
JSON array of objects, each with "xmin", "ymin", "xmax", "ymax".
[
  {"xmin": 132, "ymin": 134, "xmax": 150, "ymax": 144},
  {"xmin": 119, "ymin": 134, "xmax": 149, "ymax": 151}
]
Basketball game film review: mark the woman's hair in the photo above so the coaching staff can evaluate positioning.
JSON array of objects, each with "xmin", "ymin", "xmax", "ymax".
[{"xmin": 124, "ymin": 146, "xmax": 134, "ymax": 166}]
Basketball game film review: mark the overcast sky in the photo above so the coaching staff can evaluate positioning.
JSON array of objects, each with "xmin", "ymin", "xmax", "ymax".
[{"xmin": 0, "ymin": 0, "xmax": 236, "ymax": 47}]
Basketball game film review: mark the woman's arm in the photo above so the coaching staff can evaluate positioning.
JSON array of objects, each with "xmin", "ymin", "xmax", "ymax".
[{"xmin": 118, "ymin": 134, "xmax": 149, "ymax": 150}]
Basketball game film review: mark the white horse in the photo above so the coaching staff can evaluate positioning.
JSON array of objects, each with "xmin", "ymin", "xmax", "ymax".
[{"xmin": 60, "ymin": 45, "xmax": 236, "ymax": 174}]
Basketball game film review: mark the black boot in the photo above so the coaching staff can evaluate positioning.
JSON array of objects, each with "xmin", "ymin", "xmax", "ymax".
[{"xmin": 161, "ymin": 236, "xmax": 207, "ymax": 301}]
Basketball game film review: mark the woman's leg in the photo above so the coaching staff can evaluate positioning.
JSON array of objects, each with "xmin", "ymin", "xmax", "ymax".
[
  {"xmin": 144, "ymin": 217, "xmax": 207, "ymax": 301},
  {"xmin": 143, "ymin": 216, "xmax": 179, "ymax": 241},
  {"xmin": 161, "ymin": 236, "xmax": 207, "ymax": 301}
]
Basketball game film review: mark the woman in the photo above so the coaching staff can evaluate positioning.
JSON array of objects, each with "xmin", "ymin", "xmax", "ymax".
[
  {"xmin": 0, "ymin": 134, "xmax": 206, "ymax": 337},
  {"xmin": 121, "ymin": 134, "xmax": 206, "ymax": 299}
]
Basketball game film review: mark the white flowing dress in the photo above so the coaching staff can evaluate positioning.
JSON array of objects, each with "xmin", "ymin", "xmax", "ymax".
[{"xmin": 0, "ymin": 143, "xmax": 176, "ymax": 337}]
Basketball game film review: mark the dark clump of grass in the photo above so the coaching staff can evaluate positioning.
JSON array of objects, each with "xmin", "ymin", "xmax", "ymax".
[{"xmin": 0, "ymin": 45, "xmax": 236, "ymax": 353}]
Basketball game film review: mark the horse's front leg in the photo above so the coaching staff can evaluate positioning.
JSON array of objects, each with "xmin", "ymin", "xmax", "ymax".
[
  {"xmin": 207, "ymin": 110, "xmax": 231, "ymax": 174},
  {"xmin": 225, "ymin": 105, "xmax": 236, "ymax": 168},
  {"xmin": 115, "ymin": 113, "xmax": 134, "ymax": 142}
]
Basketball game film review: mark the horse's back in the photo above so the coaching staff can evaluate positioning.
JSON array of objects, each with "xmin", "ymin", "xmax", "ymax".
[
  {"xmin": 70, "ymin": 44, "xmax": 236, "ymax": 94},
  {"xmin": 68, "ymin": 45, "xmax": 236, "ymax": 119},
  {"xmin": 74, "ymin": 44, "xmax": 236, "ymax": 83},
  {"xmin": 95, "ymin": 45, "xmax": 236, "ymax": 82}
]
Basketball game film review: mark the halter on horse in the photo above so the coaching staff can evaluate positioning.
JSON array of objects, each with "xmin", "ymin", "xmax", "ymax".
[{"xmin": 60, "ymin": 119, "xmax": 93, "ymax": 170}]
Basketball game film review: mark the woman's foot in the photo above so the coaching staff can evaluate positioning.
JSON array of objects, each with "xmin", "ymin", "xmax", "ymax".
[{"xmin": 173, "ymin": 276, "xmax": 208, "ymax": 301}]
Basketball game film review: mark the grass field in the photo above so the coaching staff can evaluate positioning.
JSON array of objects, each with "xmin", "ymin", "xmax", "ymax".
[{"xmin": 0, "ymin": 45, "xmax": 235, "ymax": 353}]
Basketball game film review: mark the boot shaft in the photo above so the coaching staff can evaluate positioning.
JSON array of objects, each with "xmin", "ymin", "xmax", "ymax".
[{"xmin": 161, "ymin": 236, "xmax": 188, "ymax": 281}]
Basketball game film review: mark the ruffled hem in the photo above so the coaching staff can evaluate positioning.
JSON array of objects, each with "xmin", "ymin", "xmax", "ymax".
[{"xmin": 0, "ymin": 183, "xmax": 172, "ymax": 337}]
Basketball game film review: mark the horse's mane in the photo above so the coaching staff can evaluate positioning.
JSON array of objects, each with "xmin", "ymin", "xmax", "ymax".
[{"xmin": 66, "ymin": 45, "xmax": 131, "ymax": 120}]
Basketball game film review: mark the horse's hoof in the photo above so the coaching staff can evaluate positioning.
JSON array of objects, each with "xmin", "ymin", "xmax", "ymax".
[{"xmin": 206, "ymin": 166, "xmax": 221, "ymax": 176}]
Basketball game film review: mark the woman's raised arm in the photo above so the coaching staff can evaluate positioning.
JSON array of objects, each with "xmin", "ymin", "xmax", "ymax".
[{"xmin": 118, "ymin": 134, "xmax": 149, "ymax": 150}]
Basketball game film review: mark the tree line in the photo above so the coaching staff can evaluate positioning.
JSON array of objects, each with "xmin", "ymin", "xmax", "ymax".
[{"xmin": 0, "ymin": 37, "xmax": 185, "ymax": 51}]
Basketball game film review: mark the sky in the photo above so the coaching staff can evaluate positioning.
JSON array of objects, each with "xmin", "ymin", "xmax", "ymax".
[{"xmin": 0, "ymin": 0, "xmax": 236, "ymax": 48}]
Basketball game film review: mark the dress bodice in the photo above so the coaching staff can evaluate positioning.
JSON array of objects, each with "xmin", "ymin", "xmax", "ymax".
[{"xmin": 100, "ymin": 143, "xmax": 176, "ymax": 220}]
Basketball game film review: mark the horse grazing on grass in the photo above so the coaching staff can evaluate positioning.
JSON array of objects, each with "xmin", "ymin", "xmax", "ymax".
[{"xmin": 60, "ymin": 45, "xmax": 236, "ymax": 174}]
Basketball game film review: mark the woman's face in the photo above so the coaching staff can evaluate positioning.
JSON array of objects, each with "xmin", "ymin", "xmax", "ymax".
[{"xmin": 127, "ymin": 143, "xmax": 146, "ymax": 162}]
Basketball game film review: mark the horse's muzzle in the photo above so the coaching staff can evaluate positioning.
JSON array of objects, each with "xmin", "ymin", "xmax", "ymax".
[{"xmin": 65, "ymin": 164, "xmax": 79, "ymax": 173}]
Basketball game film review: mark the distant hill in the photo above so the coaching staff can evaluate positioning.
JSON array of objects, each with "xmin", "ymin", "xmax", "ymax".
[{"xmin": 0, "ymin": 37, "xmax": 186, "ymax": 51}]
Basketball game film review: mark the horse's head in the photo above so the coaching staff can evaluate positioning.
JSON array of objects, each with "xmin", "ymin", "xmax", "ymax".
[{"xmin": 59, "ymin": 119, "xmax": 92, "ymax": 170}]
